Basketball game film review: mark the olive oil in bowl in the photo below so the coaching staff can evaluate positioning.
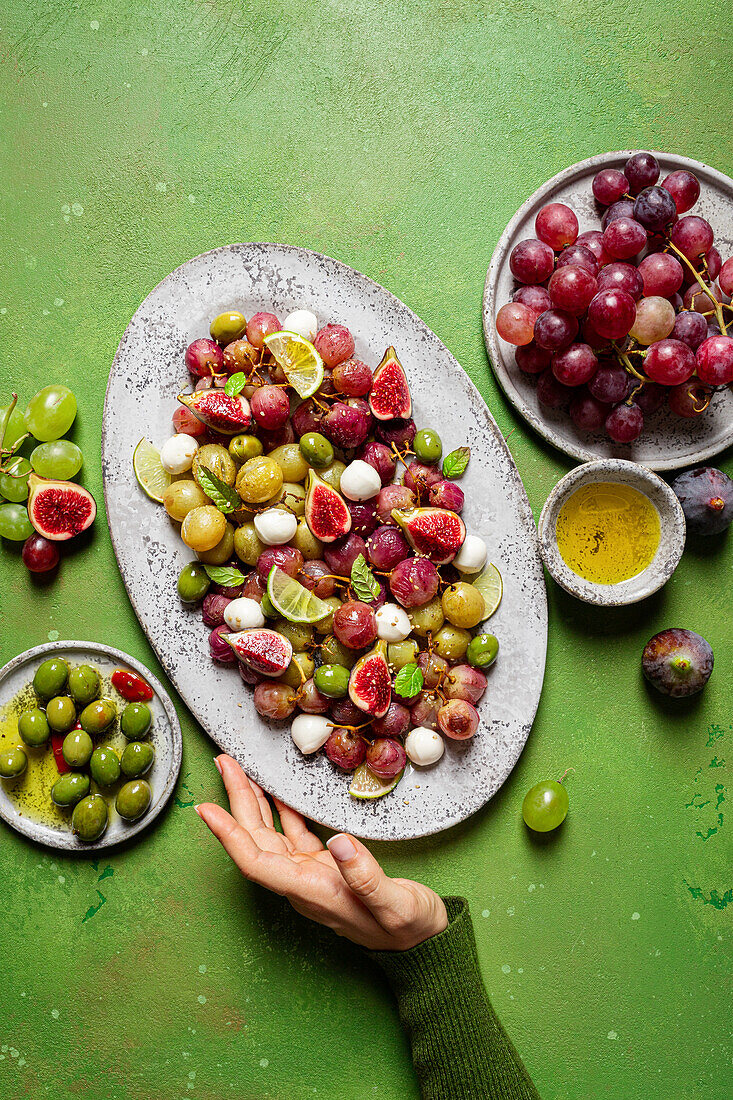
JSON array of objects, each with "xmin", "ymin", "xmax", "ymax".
[{"xmin": 555, "ymin": 481, "xmax": 661, "ymax": 585}]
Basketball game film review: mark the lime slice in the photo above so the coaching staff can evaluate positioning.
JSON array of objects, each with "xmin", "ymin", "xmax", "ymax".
[
  {"xmin": 349, "ymin": 764, "xmax": 404, "ymax": 801},
  {"xmin": 267, "ymin": 565, "xmax": 331, "ymax": 624},
  {"xmin": 133, "ymin": 438, "xmax": 171, "ymax": 503},
  {"xmin": 470, "ymin": 562, "xmax": 503, "ymax": 620},
  {"xmin": 263, "ymin": 331, "xmax": 324, "ymax": 398}
]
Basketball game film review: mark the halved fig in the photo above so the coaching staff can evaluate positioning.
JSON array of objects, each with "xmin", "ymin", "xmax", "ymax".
[
  {"xmin": 27, "ymin": 474, "xmax": 96, "ymax": 541},
  {"xmin": 225, "ymin": 628, "xmax": 293, "ymax": 677},
  {"xmin": 304, "ymin": 470, "xmax": 352, "ymax": 544},
  {"xmin": 178, "ymin": 390, "xmax": 251, "ymax": 435},
  {"xmin": 348, "ymin": 639, "xmax": 392, "ymax": 718},
  {"xmin": 368, "ymin": 347, "xmax": 412, "ymax": 421},
  {"xmin": 392, "ymin": 507, "xmax": 466, "ymax": 565}
]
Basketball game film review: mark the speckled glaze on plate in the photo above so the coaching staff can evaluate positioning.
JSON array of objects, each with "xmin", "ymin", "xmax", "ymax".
[
  {"xmin": 0, "ymin": 641, "xmax": 182, "ymax": 851},
  {"xmin": 102, "ymin": 243, "xmax": 547, "ymax": 840},
  {"xmin": 483, "ymin": 151, "xmax": 733, "ymax": 470}
]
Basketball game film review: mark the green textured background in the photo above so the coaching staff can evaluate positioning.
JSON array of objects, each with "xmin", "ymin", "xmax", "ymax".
[{"xmin": 1, "ymin": 2, "xmax": 731, "ymax": 1097}]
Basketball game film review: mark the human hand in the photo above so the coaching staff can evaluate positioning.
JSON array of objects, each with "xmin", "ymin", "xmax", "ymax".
[{"xmin": 196, "ymin": 755, "xmax": 448, "ymax": 951}]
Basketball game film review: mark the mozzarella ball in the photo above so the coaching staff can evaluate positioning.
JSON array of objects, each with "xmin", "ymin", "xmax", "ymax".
[
  {"xmin": 160, "ymin": 433, "xmax": 198, "ymax": 474},
  {"xmin": 405, "ymin": 727, "xmax": 445, "ymax": 766},
  {"xmin": 291, "ymin": 714, "xmax": 332, "ymax": 754},
  {"xmin": 283, "ymin": 309, "xmax": 318, "ymax": 342},
  {"xmin": 254, "ymin": 507, "xmax": 298, "ymax": 546},
  {"xmin": 453, "ymin": 534, "xmax": 488, "ymax": 574},
  {"xmin": 375, "ymin": 602, "xmax": 412, "ymax": 642},
  {"xmin": 224, "ymin": 598, "xmax": 266, "ymax": 632},
  {"xmin": 340, "ymin": 459, "xmax": 382, "ymax": 501}
]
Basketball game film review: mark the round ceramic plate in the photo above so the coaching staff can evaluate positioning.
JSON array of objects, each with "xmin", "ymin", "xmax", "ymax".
[
  {"xmin": 483, "ymin": 151, "xmax": 733, "ymax": 470},
  {"xmin": 0, "ymin": 641, "xmax": 182, "ymax": 851},
  {"xmin": 102, "ymin": 243, "xmax": 547, "ymax": 840}
]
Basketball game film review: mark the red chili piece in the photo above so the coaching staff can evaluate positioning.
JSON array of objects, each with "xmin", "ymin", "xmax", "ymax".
[
  {"xmin": 111, "ymin": 668, "xmax": 153, "ymax": 702},
  {"xmin": 50, "ymin": 733, "xmax": 71, "ymax": 775}
]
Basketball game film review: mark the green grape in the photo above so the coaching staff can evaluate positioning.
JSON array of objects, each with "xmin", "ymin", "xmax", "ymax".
[
  {"xmin": 30, "ymin": 440, "xmax": 83, "ymax": 480},
  {"xmin": 0, "ymin": 502, "xmax": 34, "ymax": 540},
  {"xmin": 522, "ymin": 780, "xmax": 569, "ymax": 833},
  {"xmin": 0, "ymin": 457, "xmax": 31, "ymax": 502},
  {"xmin": 24, "ymin": 385, "xmax": 77, "ymax": 442},
  {"xmin": 0, "ymin": 401, "xmax": 27, "ymax": 450}
]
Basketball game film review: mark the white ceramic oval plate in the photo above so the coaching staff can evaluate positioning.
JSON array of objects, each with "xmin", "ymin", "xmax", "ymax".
[
  {"xmin": 0, "ymin": 641, "xmax": 182, "ymax": 851},
  {"xmin": 102, "ymin": 244, "xmax": 547, "ymax": 840},
  {"xmin": 483, "ymin": 151, "xmax": 733, "ymax": 470}
]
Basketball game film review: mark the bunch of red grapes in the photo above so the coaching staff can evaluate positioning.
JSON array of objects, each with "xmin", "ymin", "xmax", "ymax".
[{"xmin": 496, "ymin": 151, "xmax": 733, "ymax": 443}]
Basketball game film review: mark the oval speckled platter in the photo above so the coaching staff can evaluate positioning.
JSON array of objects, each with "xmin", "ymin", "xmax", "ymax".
[
  {"xmin": 483, "ymin": 151, "xmax": 733, "ymax": 470},
  {"xmin": 0, "ymin": 641, "xmax": 182, "ymax": 851},
  {"xmin": 102, "ymin": 244, "xmax": 547, "ymax": 840}
]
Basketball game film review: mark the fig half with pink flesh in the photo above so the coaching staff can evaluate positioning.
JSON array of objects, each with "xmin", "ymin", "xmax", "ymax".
[
  {"xmin": 348, "ymin": 639, "xmax": 392, "ymax": 718},
  {"xmin": 225, "ymin": 628, "xmax": 293, "ymax": 677},
  {"xmin": 368, "ymin": 347, "xmax": 412, "ymax": 421},
  {"xmin": 178, "ymin": 390, "xmax": 252, "ymax": 435},
  {"xmin": 392, "ymin": 507, "xmax": 466, "ymax": 564},
  {"xmin": 27, "ymin": 474, "xmax": 96, "ymax": 541},
  {"xmin": 304, "ymin": 470, "xmax": 352, "ymax": 543}
]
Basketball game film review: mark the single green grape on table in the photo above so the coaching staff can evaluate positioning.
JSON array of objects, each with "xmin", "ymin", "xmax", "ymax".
[
  {"xmin": 0, "ymin": 502, "xmax": 34, "ymax": 540},
  {"xmin": 30, "ymin": 440, "xmax": 83, "ymax": 480},
  {"xmin": 0, "ymin": 456, "xmax": 31, "ymax": 502},
  {"xmin": 24, "ymin": 385, "xmax": 77, "ymax": 442},
  {"xmin": 0, "ymin": 400, "xmax": 27, "ymax": 450},
  {"xmin": 522, "ymin": 780, "xmax": 569, "ymax": 833}
]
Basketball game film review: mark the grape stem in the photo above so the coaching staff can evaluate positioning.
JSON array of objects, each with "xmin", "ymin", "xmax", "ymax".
[
  {"xmin": 557, "ymin": 767, "xmax": 575, "ymax": 785},
  {"xmin": 666, "ymin": 240, "xmax": 728, "ymax": 335},
  {"xmin": 0, "ymin": 393, "xmax": 29, "ymax": 474}
]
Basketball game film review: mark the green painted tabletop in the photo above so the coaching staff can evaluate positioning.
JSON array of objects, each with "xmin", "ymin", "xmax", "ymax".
[{"xmin": 1, "ymin": 3, "xmax": 730, "ymax": 1098}]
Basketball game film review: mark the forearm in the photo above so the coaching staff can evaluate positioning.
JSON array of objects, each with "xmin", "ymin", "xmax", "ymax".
[{"xmin": 371, "ymin": 897, "xmax": 540, "ymax": 1100}]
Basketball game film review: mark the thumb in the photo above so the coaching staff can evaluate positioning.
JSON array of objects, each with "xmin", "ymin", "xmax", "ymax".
[{"xmin": 326, "ymin": 833, "xmax": 404, "ymax": 923}]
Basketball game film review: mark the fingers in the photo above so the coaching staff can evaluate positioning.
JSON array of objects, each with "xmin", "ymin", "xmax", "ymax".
[
  {"xmin": 215, "ymin": 755, "xmax": 269, "ymax": 831},
  {"xmin": 272, "ymin": 797, "xmax": 324, "ymax": 853},
  {"xmin": 247, "ymin": 775, "xmax": 274, "ymax": 828},
  {"xmin": 325, "ymin": 834, "xmax": 407, "ymax": 927},
  {"xmin": 196, "ymin": 803, "xmax": 302, "ymax": 897}
]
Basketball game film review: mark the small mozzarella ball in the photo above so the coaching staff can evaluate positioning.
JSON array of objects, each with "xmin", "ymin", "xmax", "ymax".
[
  {"xmin": 283, "ymin": 309, "xmax": 318, "ymax": 342},
  {"xmin": 254, "ymin": 507, "xmax": 298, "ymax": 546},
  {"xmin": 405, "ymin": 726, "xmax": 445, "ymax": 766},
  {"xmin": 453, "ymin": 534, "xmax": 488, "ymax": 573},
  {"xmin": 375, "ymin": 602, "xmax": 412, "ymax": 642},
  {"xmin": 224, "ymin": 597, "xmax": 266, "ymax": 632},
  {"xmin": 160, "ymin": 433, "xmax": 198, "ymax": 474},
  {"xmin": 340, "ymin": 459, "xmax": 382, "ymax": 501},
  {"xmin": 291, "ymin": 714, "xmax": 332, "ymax": 754}
]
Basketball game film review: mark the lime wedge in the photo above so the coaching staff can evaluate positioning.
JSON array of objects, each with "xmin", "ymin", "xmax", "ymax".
[
  {"xmin": 263, "ymin": 331, "xmax": 324, "ymax": 398},
  {"xmin": 349, "ymin": 764, "xmax": 404, "ymax": 801},
  {"xmin": 470, "ymin": 562, "xmax": 503, "ymax": 620},
  {"xmin": 267, "ymin": 565, "xmax": 331, "ymax": 624},
  {"xmin": 133, "ymin": 438, "xmax": 171, "ymax": 503}
]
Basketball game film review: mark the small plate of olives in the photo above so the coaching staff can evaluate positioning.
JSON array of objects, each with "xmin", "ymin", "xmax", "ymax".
[{"xmin": 0, "ymin": 641, "xmax": 182, "ymax": 851}]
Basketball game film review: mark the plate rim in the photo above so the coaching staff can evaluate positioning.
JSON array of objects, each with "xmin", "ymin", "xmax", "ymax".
[
  {"xmin": 0, "ymin": 640, "xmax": 183, "ymax": 852},
  {"xmin": 483, "ymin": 149, "xmax": 733, "ymax": 471},
  {"xmin": 102, "ymin": 242, "xmax": 548, "ymax": 839}
]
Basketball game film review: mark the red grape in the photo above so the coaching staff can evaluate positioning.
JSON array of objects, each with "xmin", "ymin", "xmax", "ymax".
[
  {"xmin": 372, "ymin": 701, "xmax": 411, "ymax": 739},
  {"xmin": 581, "ymin": 316, "xmax": 609, "ymax": 350},
  {"xmin": 587, "ymin": 289, "xmax": 637, "ymax": 339},
  {"xmin": 509, "ymin": 238, "xmax": 555, "ymax": 284},
  {"xmin": 670, "ymin": 216, "xmax": 714, "ymax": 261},
  {"xmin": 209, "ymin": 625, "xmax": 238, "ymax": 664},
  {"xmin": 632, "ymin": 186, "xmax": 677, "ymax": 232},
  {"xmin": 325, "ymin": 729, "xmax": 366, "ymax": 770},
  {"xmin": 374, "ymin": 417, "xmax": 416, "ymax": 450},
  {"xmin": 644, "ymin": 339, "xmax": 696, "ymax": 385},
  {"xmin": 314, "ymin": 324, "xmax": 355, "ymax": 367},
  {"xmin": 496, "ymin": 302, "xmax": 536, "ymax": 345},
  {"xmin": 602, "ymin": 216, "xmax": 647, "ymax": 260},
  {"xmin": 634, "ymin": 382, "xmax": 666, "ymax": 415},
  {"xmin": 601, "ymin": 200, "xmax": 635, "ymax": 230},
  {"xmin": 246, "ymin": 312, "xmax": 280, "ymax": 348},
  {"xmin": 668, "ymin": 381, "xmax": 713, "ymax": 418},
  {"xmin": 257, "ymin": 545, "xmax": 303, "ymax": 581},
  {"xmin": 324, "ymin": 533, "xmax": 367, "ymax": 576},
  {"xmin": 402, "ymin": 461, "xmax": 443, "ymax": 496},
  {"xmin": 254, "ymin": 682, "xmax": 297, "ymax": 720},
  {"xmin": 629, "ymin": 296, "xmax": 676, "ymax": 344},
  {"xmin": 671, "ymin": 311, "xmax": 708, "ymax": 350},
  {"xmin": 661, "ymin": 170, "xmax": 700, "ymax": 214},
  {"xmin": 588, "ymin": 364, "xmax": 630, "ymax": 404},
  {"xmin": 375, "ymin": 484, "xmax": 415, "ymax": 524},
  {"xmin": 548, "ymin": 265, "xmax": 598, "ymax": 314},
  {"xmin": 515, "ymin": 342, "xmax": 552, "ymax": 374},
  {"xmin": 535, "ymin": 203, "xmax": 578, "ymax": 250},
  {"xmin": 429, "ymin": 479, "xmax": 465, "ymax": 511},
  {"xmin": 22, "ymin": 534, "xmax": 59, "ymax": 573},
  {"xmin": 358, "ymin": 441, "xmax": 397, "ymax": 485},
  {"xmin": 185, "ymin": 338, "xmax": 224, "ymax": 378},
  {"xmin": 332, "ymin": 359, "xmax": 372, "ymax": 396},
  {"xmin": 173, "ymin": 405, "xmax": 207, "ymax": 437},
  {"xmin": 443, "ymin": 665, "xmax": 488, "ymax": 704},
  {"xmin": 624, "ymin": 151, "xmax": 660, "ymax": 194},
  {"xmin": 437, "ymin": 699, "xmax": 479, "ymax": 740},
  {"xmin": 638, "ymin": 253, "xmax": 684, "ymax": 298},
  {"xmin": 300, "ymin": 559, "xmax": 336, "ymax": 597},
  {"xmin": 330, "ymin": 699, "xmax": 363, "ymax": 726},
  {"xmin": 555, "ymin": 244, "xmax": 599, "ymax": 276},
  {"xmin": 719, "ymin": 257, "xmax": 733, "ymax": 297},
  {"xmin": 596, "ymin": 262, "xmax": 644, "ymax": 300},
  {"xmin": 322, "ymin": 401, "xmax": 370, "ymax": 448},
  {"xmin": 389, "ymin": 556, "xmax": 439, "ymax": 608},
  {"xmin": 592, "ymin": 168, "xmax": 628, "ymax": 206},
  {"xmin": 696, "ymin": 335, "xmax": 733, "ymax": 385},
  {"xmin": 512, "ymin": 285, "xmax": 552, "ymax": 315},
  {"xmin": 367, "ymin": 525, "xmax": 411, "ymax": 570},
  {"xmin": 534, "ymin": 309, "xmax": 578, "ymax": 351},
  {"xmin": 682, "ymin": 282, "xmax": 723, "ymax": 315},
  {"xmin": 605, "ymin": 402, "xmax": 644, "ymax": 443},
  {"xmin": 298, "ymin": 679, "xmax": 331, "ymax": 714},
  {"xmin": 569, "ymin": 391, "xmax": 608, "ymax": 431},
  {"xmin": 410, "ymin": 691, "xmax": 441, "ymax": 730},
  {"xmin": 417, "ymin": 651, "xmax": 449, "ymax": 688},
  {"xmin": 291, "ymin": 399, "xmax": 323, "ymax": 437},
  {"xmin": 243, "ymin": 571, "xmax": 266, "ymax": 602},
  {"xmin": 201, "ymin": 593, "xmax": 232, "ymax": 628},
  {"xmin": 250, "ymin": 384, "xmax": 290, "ymax": 429},
  {"xmin": 536, "ymin": 368, "xmax": 571, "ymax": 408},
  {"xmin": 702, "ymin": 247, "xmax": 721, "ymax": 281},
  {"xmin": 333, "ymin": 601, "xmax": 377, "ymax": 649},
  {"xmin": 551, "ymin": 343, "xmax": 598, "ymax": 386},
  {"xmin": 576, "ymin": 230, "xmax": 611, "ymax": 267},
  {"xmin": 366, "ymin": 738, "xmax": 407, "ymax": 779}
]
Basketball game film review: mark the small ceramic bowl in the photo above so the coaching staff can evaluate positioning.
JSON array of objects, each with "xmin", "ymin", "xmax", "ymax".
[{"xmin": 538, "ymin": 460, "xmax": 685, "ymax": 606}]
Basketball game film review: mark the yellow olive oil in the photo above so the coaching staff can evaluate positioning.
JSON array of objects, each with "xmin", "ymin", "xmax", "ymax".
[{"xmin": 555, "ymin": 481, "xmax": 661, "ymax": 585}]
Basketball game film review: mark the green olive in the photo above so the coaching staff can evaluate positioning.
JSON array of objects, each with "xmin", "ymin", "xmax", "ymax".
[
  {"xmin": 71, "ymin": 793, "xmax": 108, "ymax": 841},
  {"xmin": 0, "ymin": 747, "xmax": 27, "ymax": 778},
  {"xmin": 79, "ymin": 698, "xmax": 117, "ymax": 736},
  {"xmin": 62, "ymin": 729, "xmax": 93, "ymax": 768},
  {"xmin": 466, "ymin": 633, "xmax": 499, "ymax": 669},
  {"xmin": 18, "ymin": 707, "xmax": 51, "ymax": 746},
  {"xmin": 210, "ymin": 310, "xmax": 247, "ymax": 344},
  {"xmin": 313, "ymin": 664, "xmax": 350, "ymax": 698},
  {"xmin": 177, "ymin": 561, "xmax": 211, "ymax": 603},
  {"xmin": 52, "ymin": 772, "xmax": 91, "ymax": 808},
  {"xmin": 229, "ymin": 434, "xmax": 263, "ymax": 464},
  {"xmin": 45, "ymin": 696, "xmax": 77, "ymax": 733},
  {"xmin": 89, "ymin": 744, "xmax": 121, "ymax": 786},
  {"xmin": 412, "ymin": 428, "xmax": 443, "ymax": 465},
  {"xmin": 120, "ymin": 702, "xmax": 152, "ymax": 740},
  {"xmin": 67, "ymin": 664, "xmax": 100, "ymax": 707},
  {"xmin": 33, "ymin": 657, "xmax": 69, "ymax": 700},
  {"xmin": 299, "ymin": 432, "xmax": 333, "ymax": 469},
  {"xmin": 120, "ymin": 741, "xmax": 155, "ymax": 778},
  {"xmin": 116, "ymin": 779, "xmax": 152, "ymax": 821}
]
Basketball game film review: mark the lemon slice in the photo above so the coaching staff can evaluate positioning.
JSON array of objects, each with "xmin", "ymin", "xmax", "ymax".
[
  {"xmin": 263, "ymin": 331, "xmax": 324, "ymax": 398},
  {"xmin": 133, "ymin": 438, "xmax": 171, "ymax": 503},
  {"xmin": 267, "ymin": 565, "xmax": 331, "ymax": 624},
  {"xmin": 349, "ymin": 764, "xmax": 404, "ymax": 801},
  {"xmin": 470, "ymin": 562, "xmax": 503, "ymax": 620}
]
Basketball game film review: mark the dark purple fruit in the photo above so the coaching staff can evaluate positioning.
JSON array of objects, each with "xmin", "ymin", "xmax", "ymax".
[
  {"xmin": 642, "ymin": 628, "xmax": 713, "ymax": 697},
  {"xmin": 671, "ymin": 467, "xmax": 733, "ymax": 536}
]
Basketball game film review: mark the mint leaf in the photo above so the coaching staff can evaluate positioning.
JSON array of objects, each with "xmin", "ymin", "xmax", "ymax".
[
  {"xmin": 224, "ymin": 372, "xmax": 247, "ymax": 397},
  {"xmin": 202, "ymin": 564, "xmax": 246, "ymax": 588},
  {"xmin": 442, "ymin": 446, "xmax": 470, "ymax": 479},
  {"xmin": 394, "ymin": 663, "xmax": 424, "ymax": 699},
  {"xmin": 351, "ymin": 554, "xmax": 381, "ymax": 602},
  {"xmin": 196, "ymin": 466, "xmax": 242, "ymax": 514}
]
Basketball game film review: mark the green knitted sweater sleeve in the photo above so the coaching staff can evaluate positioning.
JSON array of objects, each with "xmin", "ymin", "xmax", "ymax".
[{"xmin": 371, "ymin": 897, "xmax": 540, "ymax": 1100}]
